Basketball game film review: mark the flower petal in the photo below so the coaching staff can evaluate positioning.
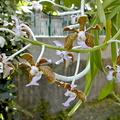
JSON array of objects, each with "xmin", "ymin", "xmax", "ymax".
[
  {"xmin": 30, "ymin": 66, "xmax": 39, "ymax": 76},
  {"xmin": 71, "ymin": 15, "xmax": 77, "ymax": 24},
  {"xmin": 40, "ymin": 66, "xmax": 56, "ymax": 83},
  {"xmin": 55, "ymin": 58, "xmax": 64, "ymax": 65},
  {"xmin": 64, "ymin": 34, "xmax": 78, "ymax": 50},
  {"xmin": 21, "ymin": 6, "xmax": 32, "ymax": 13},
  {"xmin": 3, "ymin": 64, "xmax": 11, "ymax": 78},
  {"xmin": 64, "ymin": 55, "xmax": 72, "ymax": 68},
  {"xmin": 85, "ymin": 33, "xmax": 94, "ymax": 47},
  {"xmin": 26, "ymin": 75, "xmax": 41, "ymax": 87},
  {"xmin": 71, "ymin": 89, "xmax": 86, "ymax": 102},
  {"xmin": 116, "ymin": 73, "xmax": 120, "ymax": 83},
  {"xmin": 78, "ymin": 31, "xmax": 86, "ymax": 41},
  {"xmin": 53, "ymin": 40, "xmax": 63, "ymax": 47},
  {"xmin": 106, "ymin": 65, "xmax": 114, "ymax": 70},
  {"xmin": 63, "ymin": 27, "xmax": 78, "ymax": 33},
  {"xmin": 21, "ymin": 53, "xmax": 35, "ymax": 66},
  {"xmin": 77, "ymin": 16, "xmax": 88, "ymax": 31},
  {"xmin": 0, "ymin": 62, "xmax": 3, "ymax": 73},
  {"xmin": 86, "ymin": 25, "xmax": 101, "ymax": 32},
  {"xmin": 36, "ymin": 58, "xmax": 51, "ymax": 67},
  {"xmin": 0, "ymin": 36, "xmax": 5, "ymax": 48},
  {"xmin": 106, "ymin": 70, "xmax": 114, "ymax": 80},
  {"xmin": 77, "ymin": 40, "xmax": 90, "ymax": 49},
  {"xmin": 116, "ymin": 55, "xmax": 120, "ymax": 66},
  {"xmin": 62, "ymin": 91, "xmax": 76, "ymax": 107}
]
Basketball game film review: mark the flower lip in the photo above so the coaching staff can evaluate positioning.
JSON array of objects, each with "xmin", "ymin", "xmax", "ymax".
[
  {"xmin": 30, "ymin": 66, "xmax": 39, "ymax": 76},
  {"xmin": 77, "ymin": 31, "xmax": 86, "ymax": 41},
  {"xmin": 62, "ymin": 90, "xmax": 76, "ymax": 107}
]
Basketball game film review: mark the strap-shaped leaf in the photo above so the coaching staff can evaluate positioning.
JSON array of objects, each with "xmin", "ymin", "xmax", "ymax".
[
  {"xmin": 102, "ymin": 20, "xmax": 112, "ymax": 50},
  {"xmin": 64, "ymin": 33, "xmax": 77, "ymax": 50},
  {"xmin": 98, "ymin": 80, "xmax": 116, "ymax": 100},
  {"xmin": 84, "ymin": 55, "xmax": 98, "ymax": 96},
  {"xmin": 91, "ymin": 30, "xmax": 106, "ymax": 73},
  {"xmin": 106, "ymin": 6, "xmax": 120, "ymax": 22},
  {"xmin": 21, "ymin": 53, "xmax": 35, "ymax": 66},
  {"xmin": 39, "ymin": 66, "xmax": 55, "ymax": 83},
  {"xmin": 97, "ymin": 0, "xmax": 106, "ymax": 26}
]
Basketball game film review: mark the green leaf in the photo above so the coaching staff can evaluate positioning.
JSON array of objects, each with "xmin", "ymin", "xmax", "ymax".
[
  {"xmin": 41, "ymin": 1, "xmax": 58, "ymax": 14},
  {"xmin": 91, "ymin": 30, "xmax": 106, "ymax": 73},
  {"xmin": 61, "ymin": 0, "xmax": 81, "ymax": 8},
  {"xmin": 102, "ymin": 20, "xmax": 112, "ymax": 50},
  {"xmin": 111, "ymin": 15, "xmax": 118, "ymax": 66},
  {"xmin": 98, "ymin": 80, "xmax": 116, "ymax": 100},
  {"xmin": 68, "ymin": 55, "xmax": 98, "ymax": 116},
  {"xmin": 21, "ymin": 110, "xmax": 33, "ymax": 118},
  {"xmin": 0, "ymin": 92, "xmax": 12, "ymax": 99},
  {"xmin": 84, "ymin": 54, "xmax": 98, "ymax": 96},
  {"xmin": 106, "ymin": 6, "xmax": 120, "ymax": 22},
  {"xmin": 97, "ymin": 0, "xmax": 106, "ymax": 26},
  {"xmin": 103, "ymin": 0, "xmax": 118, "ymax": 9}
]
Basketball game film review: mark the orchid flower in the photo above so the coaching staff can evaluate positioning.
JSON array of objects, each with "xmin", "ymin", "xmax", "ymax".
[
  {"xmin": 55, "ymin": 81, "xmax": 86, "ymax": 107},
  {"xmin": 106, "ymin": 55, "xmax": 120, "ymax": 83},
  {"xmin": 0, "ymin": 36, "xmax": 5, "ymax": 48},
  {"xmin": 18, "ymin": 53, "xmax": 55, "ymax": 86},
  {"xmin": 53, "ymin": 40, "xmax": 74, "ymax": 68},
  {"xmin": 4, "ymin": 15, "xmax": 31, "ymax": 42},
  {"xmin": 21, "ymin": 1, "xmax": 43, "ymax": 13},
  {"xmin": 0, "ymin": 53, "xmax": 14, "ymax": 78},
  {"xmin": 63, "ymin": 15, "xmax": 101, "ymax": 50}
]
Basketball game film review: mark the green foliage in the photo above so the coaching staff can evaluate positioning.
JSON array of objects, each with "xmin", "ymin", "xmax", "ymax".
[
  {"xmin": 61, "ymin": 0, "xmax": 81, "ymax": 8},
  {"xmin": 97, "ymin": 0, "xmax": 106, "ymax": 27},
  {"xmin": 98, "ymin": 80, "xmax": 116, "ymax": 100},
  {"xmin": 0, "ymin": 78, "xmax": 18, "ymax": 120}
]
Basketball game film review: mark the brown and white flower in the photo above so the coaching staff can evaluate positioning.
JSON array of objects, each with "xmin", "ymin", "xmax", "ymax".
[{"xmin": 63, "ymin": 16, "xmax": 101, "ymax": 50}]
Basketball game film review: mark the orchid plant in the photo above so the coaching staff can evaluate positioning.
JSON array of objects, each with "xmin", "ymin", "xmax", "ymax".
[{"xmin": 1, "ymin": 0, "xmax": 120, "ymax": 118}]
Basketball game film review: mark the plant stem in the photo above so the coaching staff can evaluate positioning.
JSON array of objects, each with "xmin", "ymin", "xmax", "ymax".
[
  {"xmin": 5, "ymin": 43, "xmax": 31, "ymax": 62},
  {"xmin": 71, "ymin": 53, "xmax": 81, "ymax": 86},
  {"xmin": 81, "ymin": 0, "xmax": 85, "ymax": 16},
  {"xmin": 55, "ymin": 59, "xmax": 90, "ymax": 82},
  {"xmin": 36, "ymin": 45, "xmax": 45, "ymax": 64},
  {"xmin": 55, "ymin": 4, "xmax": 74, "ymax": 11}
]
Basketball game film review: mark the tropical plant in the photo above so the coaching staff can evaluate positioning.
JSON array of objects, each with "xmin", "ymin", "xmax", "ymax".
[{"xmin": 0, "ymin": 0, "xmax": 120, "ymax": 119}]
